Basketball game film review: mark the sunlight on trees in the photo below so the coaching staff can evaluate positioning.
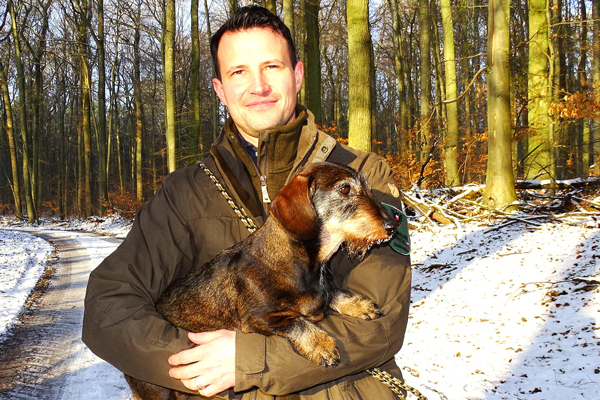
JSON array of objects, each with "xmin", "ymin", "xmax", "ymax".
[{"xmin": 0, "ymin": 0, "xmax": 597, "ymax": 219}]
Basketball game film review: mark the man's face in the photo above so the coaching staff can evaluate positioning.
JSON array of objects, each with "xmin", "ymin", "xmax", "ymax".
[{"xmin": 212, "ymin": 28, "xmax": 304, "ymax": 143}]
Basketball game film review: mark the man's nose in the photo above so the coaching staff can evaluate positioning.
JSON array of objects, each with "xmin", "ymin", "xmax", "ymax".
[{"xmin": 251, "ymin": 73, "xmax": 271, "ymax": 95}]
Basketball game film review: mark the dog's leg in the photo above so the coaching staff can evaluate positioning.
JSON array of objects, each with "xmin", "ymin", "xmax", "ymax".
[
  {"xmin": 284, "ymin": 317, "xmax": 340, "ymax": 367},
  {"xmin": 329, "ymin": 290, "xmax": 383, "ymax": 320}
]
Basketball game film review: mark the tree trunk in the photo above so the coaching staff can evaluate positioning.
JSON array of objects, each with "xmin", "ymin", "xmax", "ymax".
[
  {"xmin": 77, "ymin": 0, "xmax": 93, "ymax": 216},
  {"xmin": 526, "ymin": 0, "xmax": 552, "ymax": 180},
  {"xmin": 264, "ymin": 0, "xmax": 276, "ymax": 14},
  {"xmin": 347, "ymin": 0, "xmax": 373, "ymax": 152},
  {"xmin": 283, "ymin": 0, "xmax": 295, "ymax": 38},
  {"xmin": 577, "ymin": 0, "xmax": 589, "ymax": 174},
  {"xmin": 96, "ymin": 0, "xmax": 109, "ymax": 214},
  {"xmin": 229, "ymin": 0, "xmax": 238, "ymax": 16},
  {"xmin": 418, "ymin": 0, "xmax": 432, "ymax": 164},
  {"xmin": 190, "ymin": 0, "xmax": 202, "ymax": 159},
  {"xmin": 304, "ymin": 0, "xmax": 322, "ymax": 124},
  {"xmin": 204, "ymin": 0, "xmax": 219, "ymax": 145},
  {"xmin": 163, "ymin": 0, "xmax": 177, "ymax": 172},
  {"xmin": 32, "ymin": 2, "xmax": 50, "ymax": 216},
  {"xmin": 388, "ymin": 0, "xmax": 407, "ymax": 135},
  {"xmin": 591, "ymin": 0, "xmax": 600, "ymax": 171},
  {"xmin": 440, "ymin": 0, "xmax": 460, "ymax": 187},
  {"xmin": 483, "ymin": 0, "xmax": 517, "ymax": 209},
  {"xmin": 134, "ymin": 9, "xmax": 145, "ymax": 201},
  {"xmin": 8, "ymin": 0, "xmax": 36, "ymax": 223},
  {"xmin": 0, "ymin": 60, "xmax": 22, "ymax": 217}
]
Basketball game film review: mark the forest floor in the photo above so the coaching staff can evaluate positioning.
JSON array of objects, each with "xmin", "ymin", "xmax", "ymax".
[{"xmin": 0, "ymin": 208, "xmax": 599, "ymax": 399}]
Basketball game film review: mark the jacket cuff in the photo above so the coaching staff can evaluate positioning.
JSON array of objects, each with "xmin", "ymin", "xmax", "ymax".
[{"xmin": 234, "ymin": 331, "xmax": 267, "ymax": 392}]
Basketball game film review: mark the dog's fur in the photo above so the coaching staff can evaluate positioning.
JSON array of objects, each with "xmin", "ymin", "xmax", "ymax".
[{"xmin": 126, "ymin": 162, "xmax": 399, "ymax": 399}]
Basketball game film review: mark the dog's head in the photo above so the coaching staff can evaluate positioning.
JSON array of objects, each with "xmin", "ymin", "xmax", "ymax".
[{"xmin": 270, "ymin": 162, "xmax": 398, "ymax": 261}]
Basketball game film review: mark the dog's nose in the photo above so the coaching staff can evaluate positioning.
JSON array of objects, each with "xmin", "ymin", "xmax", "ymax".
[
  {"xmin": 381, "ymin": 209, "xmax": 399, "ymax": 236},
  {"xmin": 384, "ymin": 219, "xmax": 398, "ymax": 236}
]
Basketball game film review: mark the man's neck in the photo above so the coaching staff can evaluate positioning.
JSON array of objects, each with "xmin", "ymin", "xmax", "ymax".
[{"xmin": 238, "ymin": 130, "xmax": 259, "ymax": 148}]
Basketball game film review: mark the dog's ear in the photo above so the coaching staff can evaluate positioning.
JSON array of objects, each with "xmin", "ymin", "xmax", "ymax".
[{"xmin": 270, "ymin": 173, "xmax": 319, "ymax": 241}]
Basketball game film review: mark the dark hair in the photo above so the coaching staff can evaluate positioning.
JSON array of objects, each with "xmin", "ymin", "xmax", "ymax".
[{"xmin": 210, "ymin": 5, "xmax": 298, "ymax": 80}]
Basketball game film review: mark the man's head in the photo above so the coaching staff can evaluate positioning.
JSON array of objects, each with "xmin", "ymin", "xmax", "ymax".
[
  {"xmin": 210, "ymin": 6, "xmax": 298, "ymax": 81},
  {"xmin": 210, "ymin": 6, "xmax": 304, "ymax": 144}
]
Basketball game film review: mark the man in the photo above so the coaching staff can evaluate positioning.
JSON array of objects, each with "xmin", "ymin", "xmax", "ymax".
[{"xmin": 83, "ymin": 6, "xmax": 411, "ymax": 399}]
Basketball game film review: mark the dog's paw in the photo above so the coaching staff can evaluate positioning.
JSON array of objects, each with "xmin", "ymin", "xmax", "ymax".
[
  {"xmin": 330, "ymin": 292, "xmax": 384, "ymax": 320},
  {"xmin": 356, "ymin": 301, "xmax": 383, "ymax": 321},
  {"xmin": 290, "ymin": 322, "xmax": 340, "ymax": 367},
  {"xmin": 305, "ymin": 330, "xmax": 340, "ymax": 367}
]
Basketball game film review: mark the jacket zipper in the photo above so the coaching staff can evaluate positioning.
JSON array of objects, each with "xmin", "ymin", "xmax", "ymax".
[{"xmin": 260, "ymin": 175, "xmax": 271, "ymax": 203}]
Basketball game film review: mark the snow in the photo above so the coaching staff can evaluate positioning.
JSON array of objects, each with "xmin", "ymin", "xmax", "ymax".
[
  {"xmin": 1, "ymin": 214, "xmax": 599, "ymax": 399},
  {"xmin": 0, "ymin": 230, "xmax": 52, "ymax": 338}
]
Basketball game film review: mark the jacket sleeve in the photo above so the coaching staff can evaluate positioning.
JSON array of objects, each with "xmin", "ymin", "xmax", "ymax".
[
  {"xmin": 233, "ymin": 158, "xmax": 412, "ymax": 395},
  {"xmin": 82, "ymin": 172, "xmax": 208, "ymax": 395}
]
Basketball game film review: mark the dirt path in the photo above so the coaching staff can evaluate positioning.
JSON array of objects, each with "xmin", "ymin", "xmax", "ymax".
[{"xmin": 0, "ymin": 231, "xmax": 123, "ymax": 399}]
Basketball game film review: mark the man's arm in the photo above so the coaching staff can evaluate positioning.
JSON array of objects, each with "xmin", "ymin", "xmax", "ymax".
[{"xmin": 82, "ymin": 172, "xmax": 209, "ymax": 395}]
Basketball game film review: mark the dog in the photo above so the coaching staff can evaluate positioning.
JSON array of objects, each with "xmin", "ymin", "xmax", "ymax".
[{"xmin": 126, "ymin": 162, "xmax": 399, "ymax": 399}]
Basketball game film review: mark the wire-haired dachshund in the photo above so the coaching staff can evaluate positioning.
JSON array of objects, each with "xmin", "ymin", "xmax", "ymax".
[{"xmin": 126, "ymin": 162, "xmax": 399, "ymax": 399}]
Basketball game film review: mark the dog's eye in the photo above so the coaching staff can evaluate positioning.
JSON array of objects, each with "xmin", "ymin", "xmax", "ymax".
[{"xmin": 339, "ymin": 184, "xmax": 351, "ymax": 195}]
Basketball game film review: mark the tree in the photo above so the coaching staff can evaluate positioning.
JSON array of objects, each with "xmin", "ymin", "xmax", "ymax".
[
  {"xmin": 388, "ymin": 0, "xmax": 407, "ymax": 134},
  {"xmin": 483, "ymin": 0, "xmax": 517, "ymax": 209},
  {"xmin": 440, "ymin": 0, "xmax": 459, "ymax": 186},
  {"xmin": 190, "ymin": 0, "xmax": 202, "ymax": 159},
  {"xmin": 0, "ymin": 58, "xmax": 22, "ymax": 217},
  {"xmin": 593, "ymin": 0, "xmax": 600, "ymax": 169},
  {"xmin": 283, "ymin": 0, "xmax": 295, "ymax": 38},
  {"xmin": 8, "ymin": 0, "xmax": 36, "ymax": 223},
  {"xmin": 73, "ymin": 0, "xmax": 93, "ymax": 216},
  {"xmin": 132, "ymin": 1, "xmax": 145, "ymax": 200},
  {"xmin": 347, "ymin": 0, "xmax": 373, "ymax": 152},
  {"xmin": 304, "ymin": 0, "xmax": 322, "ymax": 125},
  {"xmin": 525, "ymin": 0, "xmax": 552, "ymax": 180},
  {"xmin": 163, "ymin": 0, "xmax": 177, "ymax": 172},
  {"xmin": 95, "ymin": 0, "xmax": 109, "ymax": 214},
  {"xmin": 418, "ymin": 0, "xmax": 432, "ymax": 163}
]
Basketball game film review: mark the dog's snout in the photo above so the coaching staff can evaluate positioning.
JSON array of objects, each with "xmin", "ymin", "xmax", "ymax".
[{"xmin": 381, "ymin": 208, "xmax": 399, "ymax": 236}]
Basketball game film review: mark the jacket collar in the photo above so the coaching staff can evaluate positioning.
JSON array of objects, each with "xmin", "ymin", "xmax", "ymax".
[{"xmin": 208, "ymin": 105, "xmax": 337, "ymax": 223}]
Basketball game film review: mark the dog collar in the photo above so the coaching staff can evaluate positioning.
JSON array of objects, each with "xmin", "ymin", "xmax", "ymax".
[{"xmin": 382, "ymin": 202, "xmax": 411, "ymax": 256}]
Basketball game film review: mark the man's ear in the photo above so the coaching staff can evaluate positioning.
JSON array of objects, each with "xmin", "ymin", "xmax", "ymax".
[
  {"xmin": 212, "ymin": 78, "xmax": 227, "ymax": 106},
  {"xmin": 294, "ymin": 60, "xmax": 304, "ymax": 93}
]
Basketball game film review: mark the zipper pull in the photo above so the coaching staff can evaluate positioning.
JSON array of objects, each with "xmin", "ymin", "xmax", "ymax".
[{"xmin": 260, "ymin": 175, "xmax": 271, "ymax": 203}]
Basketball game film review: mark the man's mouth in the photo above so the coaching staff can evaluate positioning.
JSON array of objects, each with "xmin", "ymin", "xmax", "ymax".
[{"xmin": 246, "ymin": 99, "xmax": 277, "ymax": 109}]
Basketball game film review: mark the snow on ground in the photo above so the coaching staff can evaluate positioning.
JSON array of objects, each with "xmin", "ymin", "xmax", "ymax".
[
  {"xmin": 399, "ymin": 217, "xmax": 600, "ymax": 400},
  {"xmin": 1, "ymin": 214, "xmax": 599, "ymax": 399},
  {"xmin": 0, "ymin": 230, "xmax": 53, "ymax": 338}
]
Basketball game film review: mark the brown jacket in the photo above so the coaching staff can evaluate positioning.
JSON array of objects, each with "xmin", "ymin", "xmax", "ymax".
[{"xmin": 82, "ymin": 109, "xmax": 412, "ymax": 399}]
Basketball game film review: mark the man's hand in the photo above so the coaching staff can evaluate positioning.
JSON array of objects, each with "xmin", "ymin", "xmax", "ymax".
[{"xmin": 168, "ymin": 329, "xmax": 236, "ymax": 397}]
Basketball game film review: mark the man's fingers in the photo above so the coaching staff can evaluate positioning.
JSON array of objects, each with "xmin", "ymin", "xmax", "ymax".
[
  {"xmin": 188, "ymin": 329, "xmax": 228, "ymax": 345},
  {"xmin": 168, "ymin": 345, "xmax": 204, "ymax": 367},
  {"xmin": 169, "ymin": 361, "xmax": 202, "ymax": 380},
  {"xmin": 199, "ymin": 385, "xmax": 221, "ymax": 397}
]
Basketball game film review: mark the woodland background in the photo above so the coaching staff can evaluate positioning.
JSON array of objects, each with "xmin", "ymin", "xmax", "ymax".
[{"xmin": 0, "ymin": 0, "xmax": 599, "ymax": 223}]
